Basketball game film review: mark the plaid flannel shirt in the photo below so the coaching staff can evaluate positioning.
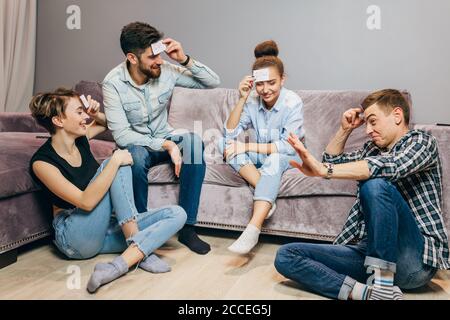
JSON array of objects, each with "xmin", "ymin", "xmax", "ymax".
[{"xmin": 323, "ymin": 129, "xmax": 450, "ymax": 269}]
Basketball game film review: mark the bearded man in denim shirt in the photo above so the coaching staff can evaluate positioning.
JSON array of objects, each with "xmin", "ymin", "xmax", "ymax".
[{"xmin": 103, "ymin": 22, "xmax": 220, "ymax": 255}]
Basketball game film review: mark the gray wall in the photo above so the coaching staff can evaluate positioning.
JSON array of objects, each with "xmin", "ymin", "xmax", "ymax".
[{"xmin": 35, "ymin": 0, "xmax": 450, "ymax": 124}]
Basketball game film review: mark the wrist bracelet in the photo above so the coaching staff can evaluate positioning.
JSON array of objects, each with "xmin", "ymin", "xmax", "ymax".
[
  {"xmin": 180, "ymin": 55, "xmax": 190, "ymax": 66},
  {"xmin": 323, "ymin": 163, "xmax": 334, "ymax": 179}
]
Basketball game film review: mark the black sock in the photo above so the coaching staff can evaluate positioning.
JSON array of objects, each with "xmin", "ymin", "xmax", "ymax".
[{"xmin": 178, "ymin": 225, "xmax": 211, "ymax": 255}]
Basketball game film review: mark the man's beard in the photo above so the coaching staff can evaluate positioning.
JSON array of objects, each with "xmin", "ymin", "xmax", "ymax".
[{"xmin": 139, "ymin": 61, "xmax": 161, "ymax": 79}]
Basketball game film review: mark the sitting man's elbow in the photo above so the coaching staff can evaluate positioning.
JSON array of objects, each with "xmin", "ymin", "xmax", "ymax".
[{"xmin": 209, "ymin": 76, "xmax": 221, "ymax": 88}]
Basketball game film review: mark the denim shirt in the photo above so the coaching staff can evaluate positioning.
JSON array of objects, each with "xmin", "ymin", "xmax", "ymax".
[
  {"xmin": 102, "ymin": 60, "xmax": 220, "ymax": 150},
  {"xmin": 224, "ymin": 88, "xmax": 305, "ymax": 156}
]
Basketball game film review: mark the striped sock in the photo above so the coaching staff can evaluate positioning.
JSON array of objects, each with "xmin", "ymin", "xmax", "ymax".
[
  {"xmin": 368, "ymin": 268, "xmax": 403, "ymax": 300},
  {"xmin": 351, "ymin": 281, "xmax": 370, "ymax": 300},
  {"xmin": 369, "ymin": 285, "xmax": 403, "ymax": 300},
  {"xmin": 392, "ymin": 286, "xmax": 404, "ymax": 300}
]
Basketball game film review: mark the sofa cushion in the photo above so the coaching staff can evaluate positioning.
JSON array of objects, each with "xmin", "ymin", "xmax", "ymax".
[{"xmin": 0, "ymin": 132, "xmax": 115, "ymax": 199}]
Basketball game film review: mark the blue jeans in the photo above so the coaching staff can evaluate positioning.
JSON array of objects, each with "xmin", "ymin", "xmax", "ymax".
[
  {"xmin": 274, "ymin": 178, "xmax": 437, "ymax": 300},
  {"xmin": 127, "ymin": 132, "xmax": 206, "ymax": 225},
  {"xmin": 52, "ymin": 158, "xmax": 187, "ymax": 259},
  {"xmin": 217, "ymin": 137, "xmax": 301, "ymax": 203}
]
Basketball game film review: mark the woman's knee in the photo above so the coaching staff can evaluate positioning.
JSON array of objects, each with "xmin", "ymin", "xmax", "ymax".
[
  {"xmin": 161, "ymin": 205, "xmax": 187, "ymax": 229},
  {"xmin": 116, "ymin": 163, "xmax": 132, "ymax": 176},
  {"xmin": 261, "ymin": 153, "xmax": 289, "ymax": 176},
  {"xmin": 171, "ymin": 205, "xmax": 188, "ymax": 224}
]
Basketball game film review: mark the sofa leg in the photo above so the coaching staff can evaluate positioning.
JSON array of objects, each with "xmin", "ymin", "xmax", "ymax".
[{"xmin": 0, "ymin": 249, "xmax": 18, "ymax": 269}]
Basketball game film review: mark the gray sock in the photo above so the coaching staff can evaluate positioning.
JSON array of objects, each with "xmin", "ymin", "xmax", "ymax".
[
  {"xmin": 95, "ymin": 254, "xmax": 170, "ymax": 274},
  {"xmin": 139, "ymin": 254, "xmax": 171, "ymax": 273},
  {"xmin": 87, "ymin": 256, "xmax": 128, "ymax": 293}
]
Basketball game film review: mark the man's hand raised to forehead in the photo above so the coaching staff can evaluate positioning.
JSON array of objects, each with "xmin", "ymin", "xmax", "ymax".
[
  {"xmin": 287, "ymin": 133, "xmax": 327, "ymax": 178},
  {"xmin": 342, "ymin": 107, "xmax": 365, "ymax": 131},
  {"xmin": 162, "ymin": 38, "xmax": 188, "ymax": 64}
]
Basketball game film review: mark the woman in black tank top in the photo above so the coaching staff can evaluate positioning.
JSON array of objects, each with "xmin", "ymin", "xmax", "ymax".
[{"xmin": 29, "ymin": 88, "xmax": 186, "ymax": 293}]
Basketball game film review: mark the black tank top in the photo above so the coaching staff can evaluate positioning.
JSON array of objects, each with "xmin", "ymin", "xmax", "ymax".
[{"xmin": 30, "ymin": 136, "xmax": 100, "ymax": 210}]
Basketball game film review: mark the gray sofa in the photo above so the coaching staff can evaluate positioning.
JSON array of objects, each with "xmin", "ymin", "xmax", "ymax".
[{"xmin": 1, "ymin": 82, "xmax": 449, "ymax": 268}]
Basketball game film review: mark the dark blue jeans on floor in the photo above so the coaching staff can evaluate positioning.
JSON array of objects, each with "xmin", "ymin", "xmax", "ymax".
[
  {"xmin": 274, "ymin": 178, "xmax": 437, "ymax": 300},
  {"xmin": 127, "ymin": 132, "xmax": 206, "ymax": 225}
]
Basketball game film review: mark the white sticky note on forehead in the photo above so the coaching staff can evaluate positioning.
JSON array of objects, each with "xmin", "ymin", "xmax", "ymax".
[
  {"xmin": 358, "ymin": 104, "xmax": 365, "ymax": 119},
  {"xmin": 151, "ymin": 40, "xmax": 166, "ymax": 55},
  {"xmin": 253, "ymin": 68, "xmax": 270, "ymax": 82},
  {"xmin": 80, "ymin": 95, "xmax": 89, "ymax": 109}
]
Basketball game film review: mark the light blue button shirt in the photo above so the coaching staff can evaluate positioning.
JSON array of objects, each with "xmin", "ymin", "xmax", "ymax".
[
  {"xmin": 224, "ymin": 88, "xmax": 305, "ymax": 156},
  {"xmin": 102, "ymin": 59, "xmax": 220, "ymax": 150}
]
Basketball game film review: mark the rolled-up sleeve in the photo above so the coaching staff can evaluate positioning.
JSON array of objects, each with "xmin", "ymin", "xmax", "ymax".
[
  {"xmin": 102, "ymin": 81, "xmax": 165, "ymax": 150},
  {"xmin": 322, "ymin": 148, "xmax": 365, "ymax": 164},
  {"xmin": 174, "ymin": 59, "xmax": 220, "ymax": 89},
  {"xmin": 274, "ymin": 100, "xmax": 305, "ymax": 155},
  {"xmin": 365, "ymin": 135, "xmax": 437, "ymax": 182},
  {"xmin": 224, "ymin": 104, "xmax": 253, "ymax": 140}
]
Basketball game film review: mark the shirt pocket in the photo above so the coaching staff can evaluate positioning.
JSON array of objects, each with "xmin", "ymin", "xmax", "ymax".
[
  {"xmin": 123, "ymin": 101, "xmax": 143, "ymax": 125},
  {"xmin": 157, "ymin": 88, "xmax": 172, "ymax": 107}
]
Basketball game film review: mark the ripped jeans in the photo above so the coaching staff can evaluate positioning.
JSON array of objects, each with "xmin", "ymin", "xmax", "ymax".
[
  {"xmin": 52, "ymin": 158, "xmax": 187, "ymax": 260},
  {"xmin": 217, "ymin": 137, "xmax": 302, "ymax": 204}
]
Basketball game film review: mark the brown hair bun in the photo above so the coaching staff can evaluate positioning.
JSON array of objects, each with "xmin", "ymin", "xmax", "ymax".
[{"xmin": 254, "ymin": 40, "xmax": 279, "ymax": 58}]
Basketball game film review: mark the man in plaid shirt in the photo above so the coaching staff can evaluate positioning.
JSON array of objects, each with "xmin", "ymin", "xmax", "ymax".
[{"xmin": 274, "ymin": 89, "xmax": 450, "ymax": 300}]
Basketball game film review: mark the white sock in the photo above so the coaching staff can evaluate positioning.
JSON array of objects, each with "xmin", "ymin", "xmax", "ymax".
[
  {"xmin": 351, "ymin": 281, "xmax": 370, "ymax": 300},
  {"xmin": 228, "ymin": 224, "xmax": 261, "ymax": 254}
]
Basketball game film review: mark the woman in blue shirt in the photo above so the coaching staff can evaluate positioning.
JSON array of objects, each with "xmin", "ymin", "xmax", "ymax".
[{"xmin": 218, "ymin": 40, "xmax": 306, "ymax": 254}]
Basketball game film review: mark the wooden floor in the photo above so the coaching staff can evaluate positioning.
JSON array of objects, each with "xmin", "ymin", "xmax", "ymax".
[{"xmin": 1, "ymin": 229, "xmax": 449, "ymax": 300}]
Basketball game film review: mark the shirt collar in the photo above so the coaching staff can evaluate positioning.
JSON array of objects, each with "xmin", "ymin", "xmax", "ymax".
[
  {"xmin": 120, "ymin": 61, "xmax": 146, "ymax": 90},
  {"xmin": 377, "ymin": 129, "xmax": 415, "ymax": 153},
  {"xmin": 391, "ymin": 129, "xmax": 415, "ymax": 150},
  {"xmin": 257, "ymin": 87, "xmax": 286, "ymax": 112}
]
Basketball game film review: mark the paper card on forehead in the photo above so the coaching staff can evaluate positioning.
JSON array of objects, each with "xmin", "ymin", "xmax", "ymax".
[
  {"xmin": 80, "ymin": 95, "xmax": 89, "ymax": 109},
  {"xmin": 358, "ymin": 104, "xmax": 365, "ymax": 119},
  {"xmin": 151, "ymin": 40, "xmax": 166, "ymax": 55},
  {"xmin": 253, "ymin": 68, "xmax": 270, "ymax": 82}
]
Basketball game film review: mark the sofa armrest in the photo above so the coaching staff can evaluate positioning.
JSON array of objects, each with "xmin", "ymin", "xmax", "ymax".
[{"xmin": 0, "ymin": 112, "xmax": 45, "ymax": 133}]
